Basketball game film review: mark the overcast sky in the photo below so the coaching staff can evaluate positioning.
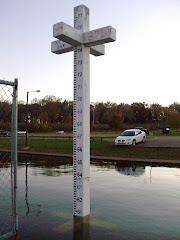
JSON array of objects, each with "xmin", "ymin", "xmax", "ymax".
[{"xmin": 1, "ymin": 0, "xmax": 180, "ymax": 106}]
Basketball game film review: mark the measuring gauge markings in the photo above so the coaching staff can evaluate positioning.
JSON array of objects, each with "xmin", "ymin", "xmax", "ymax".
[
  {"xmin": 73, "ymin": 44, "xmax": 84, "ymax": 216},
  {"xmin": 73, "ymin": 6, "xmax": 88, "ymax": 217}
]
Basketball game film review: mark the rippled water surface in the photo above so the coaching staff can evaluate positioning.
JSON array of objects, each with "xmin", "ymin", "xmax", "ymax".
[{"xmin": 2, "ymin": 157, "xmax": 180, "ymax": 239}]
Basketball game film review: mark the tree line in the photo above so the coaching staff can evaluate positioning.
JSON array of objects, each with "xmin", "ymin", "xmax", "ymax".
[{"xmin": 1, "ymin": 95, "xmax": 180, "ymax": 132}]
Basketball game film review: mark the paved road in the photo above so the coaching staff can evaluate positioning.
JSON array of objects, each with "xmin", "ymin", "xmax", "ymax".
[
  {"xmin": 106, "ymin": 136, "xmax": 180, "ymax": 148},
  {"xmin": 138, "ymin": 136, "xmax": 180, "ymax": 148}
]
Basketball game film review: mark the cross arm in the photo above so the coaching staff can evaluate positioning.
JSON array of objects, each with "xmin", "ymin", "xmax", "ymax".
[
  {"xmin": 83, "ymin": 26, "xmax": 116, "ymax": 47},
  {"xmin": 90, "ymin": 45, "xmax": 105, "ymax": 56},
  {"xmin": 53, "ymin": 22, "xmax": 83, "ymax": 46},
  {"xmin": 51, "ymin": 40, "xmax": 73, "ymax": 54},
  {"xmin": 51, "ymin": 40, "xmax": 105, "ymax": 56},
  {"xmin": 53, "ymin": 22, "xmax": 116, "ymax": 49}
]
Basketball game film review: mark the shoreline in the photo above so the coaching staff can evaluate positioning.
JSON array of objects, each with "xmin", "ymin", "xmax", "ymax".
[
  {"xmin": 1, "ymin": 149, "xmax": 180, "ymax": 166},
  {"xmin": 17, "ymin": 150, "xmax": 180, "ymax": 166}
]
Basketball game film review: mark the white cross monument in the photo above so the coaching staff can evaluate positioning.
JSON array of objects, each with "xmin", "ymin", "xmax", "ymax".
[{"xmin": 51, "ymin": 5, "xmax": 116, "ymax": 217}]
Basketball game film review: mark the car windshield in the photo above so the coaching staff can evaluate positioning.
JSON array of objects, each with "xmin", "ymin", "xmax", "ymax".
[{"xmin": 120, "ymin": 131, "xmax": 135, "ymax": 136}]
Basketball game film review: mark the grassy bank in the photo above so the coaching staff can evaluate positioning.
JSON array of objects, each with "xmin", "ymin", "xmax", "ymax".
[
  {"xmin": 0, "ymin": 137, "xmax": 179, "ymax": 160},
  {"xmin": 18, "ymin": 138, "xmax": 180, "ymax": 160}
]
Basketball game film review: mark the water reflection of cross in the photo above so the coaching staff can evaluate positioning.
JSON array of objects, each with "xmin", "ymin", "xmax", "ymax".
[{"xmin": 51, "ymin": 5, "xmax": 116, "ymax": 217}]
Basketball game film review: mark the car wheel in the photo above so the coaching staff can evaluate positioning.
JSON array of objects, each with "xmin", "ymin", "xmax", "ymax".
[
  {"xmin": 142, "ymin": 136, "xmax": 146, "ymax": 143},
  {"xmin": 132, "ymin": 139, "xmax": 136, "ymax": 145}
]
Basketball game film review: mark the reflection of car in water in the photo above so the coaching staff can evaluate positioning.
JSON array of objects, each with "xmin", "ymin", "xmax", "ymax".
[{"xmin": 115, "ymin": 163, "xmax": 145, "ymax": 177}]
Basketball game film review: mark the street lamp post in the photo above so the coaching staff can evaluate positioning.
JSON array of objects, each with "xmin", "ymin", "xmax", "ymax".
[{"xmin": 25, "ymin": 90, "xmax": 40, "ymax": 147}]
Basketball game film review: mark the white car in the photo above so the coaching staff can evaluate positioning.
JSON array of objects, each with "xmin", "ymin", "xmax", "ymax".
[
  {"xmin": 17, "ymin": 131, "xmax": 26, "ymax": 135},
  {"xmin": 115, "ymin": 129, "xmax": 146, "ymax": 146},
  {"xmin": 56, "ymin": 131, "xmax": 65, "ymax": 134}
]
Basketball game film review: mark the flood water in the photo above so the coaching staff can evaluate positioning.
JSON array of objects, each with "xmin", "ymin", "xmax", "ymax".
[{"xmin": 2, "ymin": 157, "xmax": 180, "ymax": 239}]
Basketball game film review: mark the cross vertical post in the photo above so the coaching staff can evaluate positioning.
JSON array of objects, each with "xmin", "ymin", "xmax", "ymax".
[
  {"xmin": 51, "ymin": 4, "xmax": 116, "ymax": 217},
  {"xmin": 73, "ymin": 5, "xmax": 90, "ymax": 217}
]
